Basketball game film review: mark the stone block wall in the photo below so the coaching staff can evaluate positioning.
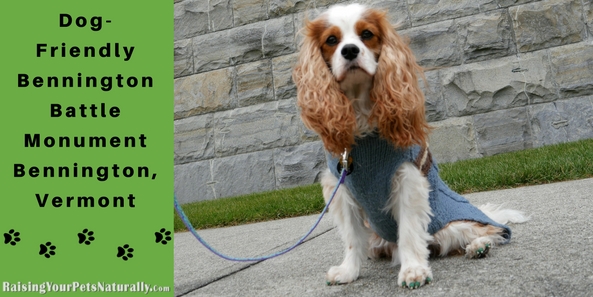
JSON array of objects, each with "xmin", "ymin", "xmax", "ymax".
[{"xmin": 174, "ymin": 0, "xmax": 593, "ymax": 203}]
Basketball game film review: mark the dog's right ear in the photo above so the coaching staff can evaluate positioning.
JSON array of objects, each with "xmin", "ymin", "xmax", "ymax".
[{"xmin": 292, "ymin": 18, "xmax": 357, "ymax": 156}]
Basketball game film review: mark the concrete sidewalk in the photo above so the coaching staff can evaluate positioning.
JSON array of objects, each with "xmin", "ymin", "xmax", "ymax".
[{"xmin": 175, "ymin": 178, "xmax": 593, "ymax": 297}]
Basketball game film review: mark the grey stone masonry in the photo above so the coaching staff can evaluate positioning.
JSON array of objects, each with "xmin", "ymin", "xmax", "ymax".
[
  {"xmin": 175, "ymin": 0, "xmax": 593, "ymax": 202},
  {"xmin": 510, "ymin": 0, "xmax": 586, "ymax": 53}
]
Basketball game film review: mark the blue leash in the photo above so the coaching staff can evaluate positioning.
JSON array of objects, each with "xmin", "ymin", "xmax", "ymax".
[{"xmin": 174, "ymin": 168, "xmax": 347, "ymax": 262}]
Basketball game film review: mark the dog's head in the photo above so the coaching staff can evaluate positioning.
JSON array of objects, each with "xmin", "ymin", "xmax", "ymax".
[{"xmin": 293, "ymin": 4, "xmax": 429, "ymax": 156}]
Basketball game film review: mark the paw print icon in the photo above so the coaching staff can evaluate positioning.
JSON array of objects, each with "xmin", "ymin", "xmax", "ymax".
[
  {"xmin": 39, "ymin": 242, "xmax": 57, "ymax": 258},
  {"xmin": 77, "ymin": 229, "xmax": 95, "ymax": 245},
  {"xmin": 3, "ymin": 229, "xmax": 21, "ymax": 246},
  {"xmin": 117, "ymin": 244, "xmax": 134, "ymax": 261},
  {"xmin": 155, "ymin": 228, "xmax": 172, "ymax": 245}
]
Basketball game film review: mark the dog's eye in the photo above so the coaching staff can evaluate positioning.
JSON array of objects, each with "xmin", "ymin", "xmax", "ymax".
[
  {"xmin": 326, "ymin": 35, "xmax": 338, "ymax": 46},
  {"xmin": 361, "ymin": 30, "xmax": 374, "ymax": 40}
]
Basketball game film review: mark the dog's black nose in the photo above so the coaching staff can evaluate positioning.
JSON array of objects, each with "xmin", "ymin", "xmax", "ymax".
[{"xmin": 341, "ymin": 44, "xmax": 359, "ymax": 61}]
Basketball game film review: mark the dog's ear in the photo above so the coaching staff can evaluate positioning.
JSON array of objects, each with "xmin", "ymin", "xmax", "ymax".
[
  {"xmin": 368, "ymin": 10, "xmax": 430, "ymax": 148},
  {"xmin": 292, "ymin": 18, "xmax": 357, "ymax": 156}
]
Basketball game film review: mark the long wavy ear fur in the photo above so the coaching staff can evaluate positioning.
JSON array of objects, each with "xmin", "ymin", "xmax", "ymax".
[
  {"xmin": 292, "ymin": 18, "xmax": 357, "ymax": 156},
  {"xmin": 368, "ymin": 10, "xmax": 430, "ymax": 148}
]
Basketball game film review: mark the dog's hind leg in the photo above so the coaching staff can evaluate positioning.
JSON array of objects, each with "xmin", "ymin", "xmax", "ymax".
[
  {"xmin": 433, "ymin": 221, "xmax": 506, "ymax": 258},
  {"xmin": 465, "ymin": 204, "xmax": 528, "ymax": 258},
  {"xmin": 433, "ymin": 204, "xmax": 528, "ymax": 258},
  {"xmin": 385, "ymin": 162, "xmax": 434, "ymax": 289},
  {"xmin": 321, "ymin": 169, "xmax": 370, "ymax": 285}
]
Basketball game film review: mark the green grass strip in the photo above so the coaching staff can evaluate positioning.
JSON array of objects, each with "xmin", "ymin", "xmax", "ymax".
[
  {"xmin": 175, "ymin": 184, "xmax": 324, "ymax": 231},
  {"xmin": 175, "ymin": 139, "xmax": 593, "ymax": 231},
  {"xmin": 440, "ymin": 138, "xmax": 593, "ymax": 193}
]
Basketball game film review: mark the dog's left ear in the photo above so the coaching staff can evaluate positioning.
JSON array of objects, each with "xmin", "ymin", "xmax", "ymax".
[{"xmin": 368, "ymin": 10, "xmax": 430, "ymax": 148}]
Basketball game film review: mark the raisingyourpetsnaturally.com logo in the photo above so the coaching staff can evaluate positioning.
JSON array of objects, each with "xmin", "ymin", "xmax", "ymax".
[{"xmin": 3, "ymin": 281, "xmax": 170, "ymax": 294}]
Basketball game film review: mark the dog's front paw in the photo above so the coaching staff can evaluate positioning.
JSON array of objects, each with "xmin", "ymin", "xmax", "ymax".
[
  {"xmin": 465, "ymin": 237, "xmax": 492, "ymax": 259},
  {"xmin": 326, "ymin": 265, "xmax": 359, "ymax": 285},
  {"xmin": 398, "ymin": 264, "xmax": 433, "ymax": 289}
]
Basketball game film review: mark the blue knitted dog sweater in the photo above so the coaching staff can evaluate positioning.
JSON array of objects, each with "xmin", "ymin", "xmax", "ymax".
[{"xmin": 326, "ymin": 134, "xmax": 511, "ymax": 244}]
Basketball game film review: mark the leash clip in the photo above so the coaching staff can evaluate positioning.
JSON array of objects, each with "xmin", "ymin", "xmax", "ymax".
[
  {"xmin": 341, "ymin": 149, "xmax": 349, "ymax": 173},
  {"xmin": 338, "ymin": 148, "xmax": 353, "ymax": 176}
]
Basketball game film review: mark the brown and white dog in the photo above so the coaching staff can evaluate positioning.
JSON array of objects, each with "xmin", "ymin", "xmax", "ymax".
[{"xmin": 292, "ymin": 3, "xmax": 527, "ymax": 289}]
